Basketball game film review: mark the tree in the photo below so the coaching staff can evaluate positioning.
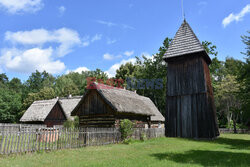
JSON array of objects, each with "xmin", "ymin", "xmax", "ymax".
[
  {"xmin": 224, "ymin": 57, "xmax": 244, "ymax": 76},
  {"xmin": 0, "ymin": 87, "xmax": 22, "ymax": 122},
  {"xmin": 8, "ymin": 78, "xmax": 23, "ymax": 94},
  {"xmin": 238, "ymin": 31, "xmax": 250, "ymax": 127},
  {"xmin": 54, "ymin": 76, "xmax": 80, "ymax": 97},
  {"xmin": 25, "ymin": 70, "xmax": 55, "ymax": 93},
  {"xmin": 115, "ymin": 62, "xmax": 139, "ymax": 87},
  {"xmin": 202, "ymin": 41, "xmax": 218, "ymax": 57},
  {"xmin": 209, "ymin": 57, "xmax": 225, "ymax": 83},
  {"xmin": 214, "ymin": 75, "xmax": 241, "ymax": 130},
  {"xmin": 88, "ymin": 69, "xmax": 109, "ymax": 82},
  {"xmin": 23, "ymin": 87, "xmax": 56, "ymax": 109},
  {"xmin": 0, "ymin": 73, "xmax": 8, "ymax": 85}
]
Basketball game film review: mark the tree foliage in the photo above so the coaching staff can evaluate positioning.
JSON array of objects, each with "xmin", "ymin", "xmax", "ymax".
[{"xmin": 238, "ymin": 31, "xmax": 250, "ymax": 126}]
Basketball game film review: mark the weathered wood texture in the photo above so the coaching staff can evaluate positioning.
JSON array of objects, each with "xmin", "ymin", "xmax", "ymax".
[
  {"xmin": 166, "ymin": 54, "xmax": 219, "ymax": 138},
  {"xmin": 0, "ymin": 127, "xmax": 164, "ymax": 155},
  {"xmin": 0, "ymin": 123, "xmax": 46, "ymax": 134},
  {"xmin": 77, "ymin": 90, "xmax": 150, "ymax": 128},
  {"xmin": 44, "ymin": 102, "xmax": 67, "ymax": 127}
]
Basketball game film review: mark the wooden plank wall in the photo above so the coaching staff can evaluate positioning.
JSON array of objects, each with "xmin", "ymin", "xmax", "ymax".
[
  {"xmin": 78, "ymin": 90, "xmax": 150, "ymax": 128},
  {"xmin": 166, "ymin": 55, "xmax": 219, "ymax": 138},
  {"xmin": 45, "ymin": 102, "xmax": 67, "ymax": 127}
]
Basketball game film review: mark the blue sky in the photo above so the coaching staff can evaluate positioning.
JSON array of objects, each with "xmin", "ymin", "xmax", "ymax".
[{"xmin": 0, "ymin": 0, "xmax": 249, "ymax": 81}]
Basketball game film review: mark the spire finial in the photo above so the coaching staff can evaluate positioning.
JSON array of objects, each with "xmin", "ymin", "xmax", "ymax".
[{"xmin": 181, "ymin": 0, "xmax": 185, "ymax": 20}]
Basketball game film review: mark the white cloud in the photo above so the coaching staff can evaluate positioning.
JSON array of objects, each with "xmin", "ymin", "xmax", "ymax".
[
  {"xmin": 82, "ymin": 41, "xmax": 90, "ymax": 47},
  {"xmin": 5, "ymin": 28, "xmax": 81, "ymax": 57},
  {"xmin": 222, "ymin": 4, "xmax": 250, "ymax": 28},
  {"xmin": 103, "ymin": 52, "xmax": 125, "ymax": 60},
  {"xmin": 105, "ymin": 58, "xmax": 136, "ymax": 77},
  {"xmin": 91, "ymin": 34, "xmax": 102, "ymax": 42},
  {"xmin": 103, "ymin": 53, "xmax": 114, "ymax": 60},
  {"xmin": 66, "ymin": 66, "xmax": 90, "ymax": 74},
  {"xmin": 121, "ymin": 24, "xmax": 135, "ymax": 30},
  {"xmin": 0, "ymin": 48, "xmax": 65, "ymax": 74},
  {"xmin": 0, "ymin": 0, "xmax": 43, "ymax": 14},
  {"xmin": 96, "ymin": 20, "xmax": 135, "ymax": 30},
  {"xmin": 124, "ymin": 50, "xmax": 134, "ymax": 57},
  {"xmin": 107, "ymin": 38, "xmax": 117, "ymax": 45},
  {"xmin": 82, "ymin": 34, "xmax": 102, "ymax": 47},
  {"xmin": 58, "ymin": 6, "xmax": 66, "ymax": 16},
  {"xmin": 96, "ymin": 20, "xmax": 117, "ymax": 27}
]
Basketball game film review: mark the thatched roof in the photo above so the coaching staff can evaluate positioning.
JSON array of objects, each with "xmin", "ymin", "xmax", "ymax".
[
  {"xmin": 164, "ymin": 20, "xmax": 211, "ymax": 64},
  {"xmin": 59, "ymin": 96, "xmax": 82, "ymax": 120},
  {"xmin": 20, "ymin": 99, "xmax": 61, "ymax": 122},
  {"xmin": 72, "ymin": 83, "xmax": 164, "ymax": 121},
  {"xmin": 140, "ymin": 96, "xmax": 165, "ymax": 122}
]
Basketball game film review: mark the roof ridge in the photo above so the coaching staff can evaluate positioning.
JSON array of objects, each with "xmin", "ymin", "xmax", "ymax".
[
  {"xmin": 93, "ymin": 82, "xmax": 136, "ymax": 93},
  {"xmin": 59, "ymin": 96, "xmax": 83, "ymax": 100}
]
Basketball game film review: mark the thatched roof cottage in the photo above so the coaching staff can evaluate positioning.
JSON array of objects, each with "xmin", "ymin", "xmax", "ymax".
[
  {"xmin": 20, "ymin": 96, "xmax": 82, "ymax": 127},
  {"xmin": 20, "ymin": 99, "xmax": 67, "ymax": 127},
  {"xmin": 71, "ymin": 82, "xmax": 164, "ymax": 128}
]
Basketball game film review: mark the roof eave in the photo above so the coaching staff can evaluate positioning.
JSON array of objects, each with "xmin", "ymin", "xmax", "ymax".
[{"xmin": 164, "ymin": 50, "xmax": 211, "ymax": 64}]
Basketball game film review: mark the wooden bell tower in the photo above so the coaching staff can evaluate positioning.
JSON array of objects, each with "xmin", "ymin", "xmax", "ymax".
[{"xmin": 164, "ymin": 20, "xmax": 219, "ymax": 138}]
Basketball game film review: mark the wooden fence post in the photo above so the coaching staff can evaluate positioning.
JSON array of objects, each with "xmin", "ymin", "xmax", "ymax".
[{"xmin": 0, "ymin": 131, "xmax": 4, "ymax": 154}]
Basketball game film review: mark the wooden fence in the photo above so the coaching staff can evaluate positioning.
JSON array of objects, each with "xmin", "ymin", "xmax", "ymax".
[
  {"xmin": 0, "ymin": 128, "xmax": 165, "ymax": 155},
  {"xmin": 219, "ymin": 128, "xmax": 250, "ymax": 134},
  {"xmin": 0, "ymin": 123, "xmax": 46, "ymax": 134}
]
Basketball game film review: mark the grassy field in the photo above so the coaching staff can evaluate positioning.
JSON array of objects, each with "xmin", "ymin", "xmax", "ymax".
[{"xmin": 0, "ymin": 134, "xmax": 249, "ymax": 167}]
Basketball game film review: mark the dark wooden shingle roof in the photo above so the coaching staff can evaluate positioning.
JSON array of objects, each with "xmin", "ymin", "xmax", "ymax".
[{"xmin": 164, "ymin": 20, "xmax": 211, "ymax": 63}]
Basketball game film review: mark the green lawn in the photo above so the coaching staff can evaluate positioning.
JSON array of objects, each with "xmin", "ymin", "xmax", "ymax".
[{"xmin": 0, "ymin": 134, "xmax": 249, "ymax": 167}]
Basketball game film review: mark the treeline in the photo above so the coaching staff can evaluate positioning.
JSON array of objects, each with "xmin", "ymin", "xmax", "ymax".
[
  {"xmin": 0, "ymin": 32, "xmax": 249, "ymax": 129},
  {"xmin": 0, "ymin": 69, "xmax": 108, "ymax": 123}
]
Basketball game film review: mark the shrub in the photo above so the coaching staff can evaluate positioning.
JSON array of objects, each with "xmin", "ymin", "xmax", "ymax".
[
  {"xmin": 73, "ymin": 116, "xmax": 79, "ymax": 127},
  {"xmin": 123, "ymin": 138, "xmax": 133, "ymax": 144},
  {"xmin": 140, "ymin": 132, "xmax": 147, "ymax": 141},
  {"xmin": 120, "ymin": 119, "xmax": 134, "ymax": 140},
  {"xmin": 63, "ymin": 116, "xmax": 79, "ymax": 128}
]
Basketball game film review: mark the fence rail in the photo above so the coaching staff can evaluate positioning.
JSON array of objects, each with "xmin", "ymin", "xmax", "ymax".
[
  {"xmin": 0, "ymin": 127, "xmax": 165, "ymax": 155},
  {"xmin": 0, "ymin": 123, "xmax": 46, "ymax": 134},
  {"xmin": 219, "ymin": 128, "xmax": 250, "ymax": 134}
]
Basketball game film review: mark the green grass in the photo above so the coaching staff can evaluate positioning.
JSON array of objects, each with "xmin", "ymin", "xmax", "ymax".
[{"xmin": 0, "ymin": 134, "xmax": 249, "ymax": 167}]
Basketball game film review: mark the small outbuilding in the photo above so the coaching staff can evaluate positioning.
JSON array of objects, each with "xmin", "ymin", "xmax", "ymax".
[
  {"xmin": 20, "ymin": 99, "xmax": 66, "ymax": 127},
  {"xmin": 71, "ymin": 82, "xmax": 164, "ymax": 128}
]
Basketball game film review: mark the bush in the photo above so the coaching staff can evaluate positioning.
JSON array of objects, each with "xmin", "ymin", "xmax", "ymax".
[
  {"xmin": 120, "ymin": 119, "xmax": 134, "ymax": 140},
  {"xmin": 140, "ymin": 132, "xmax": 147, "ymax": 141},
  {"xmin": 63, "ymin": 116, "xmax": 79, "ymax": 128},
  {"xmin": 123, "ymin": 138, "xmax": 133, "ymax": 144}
]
